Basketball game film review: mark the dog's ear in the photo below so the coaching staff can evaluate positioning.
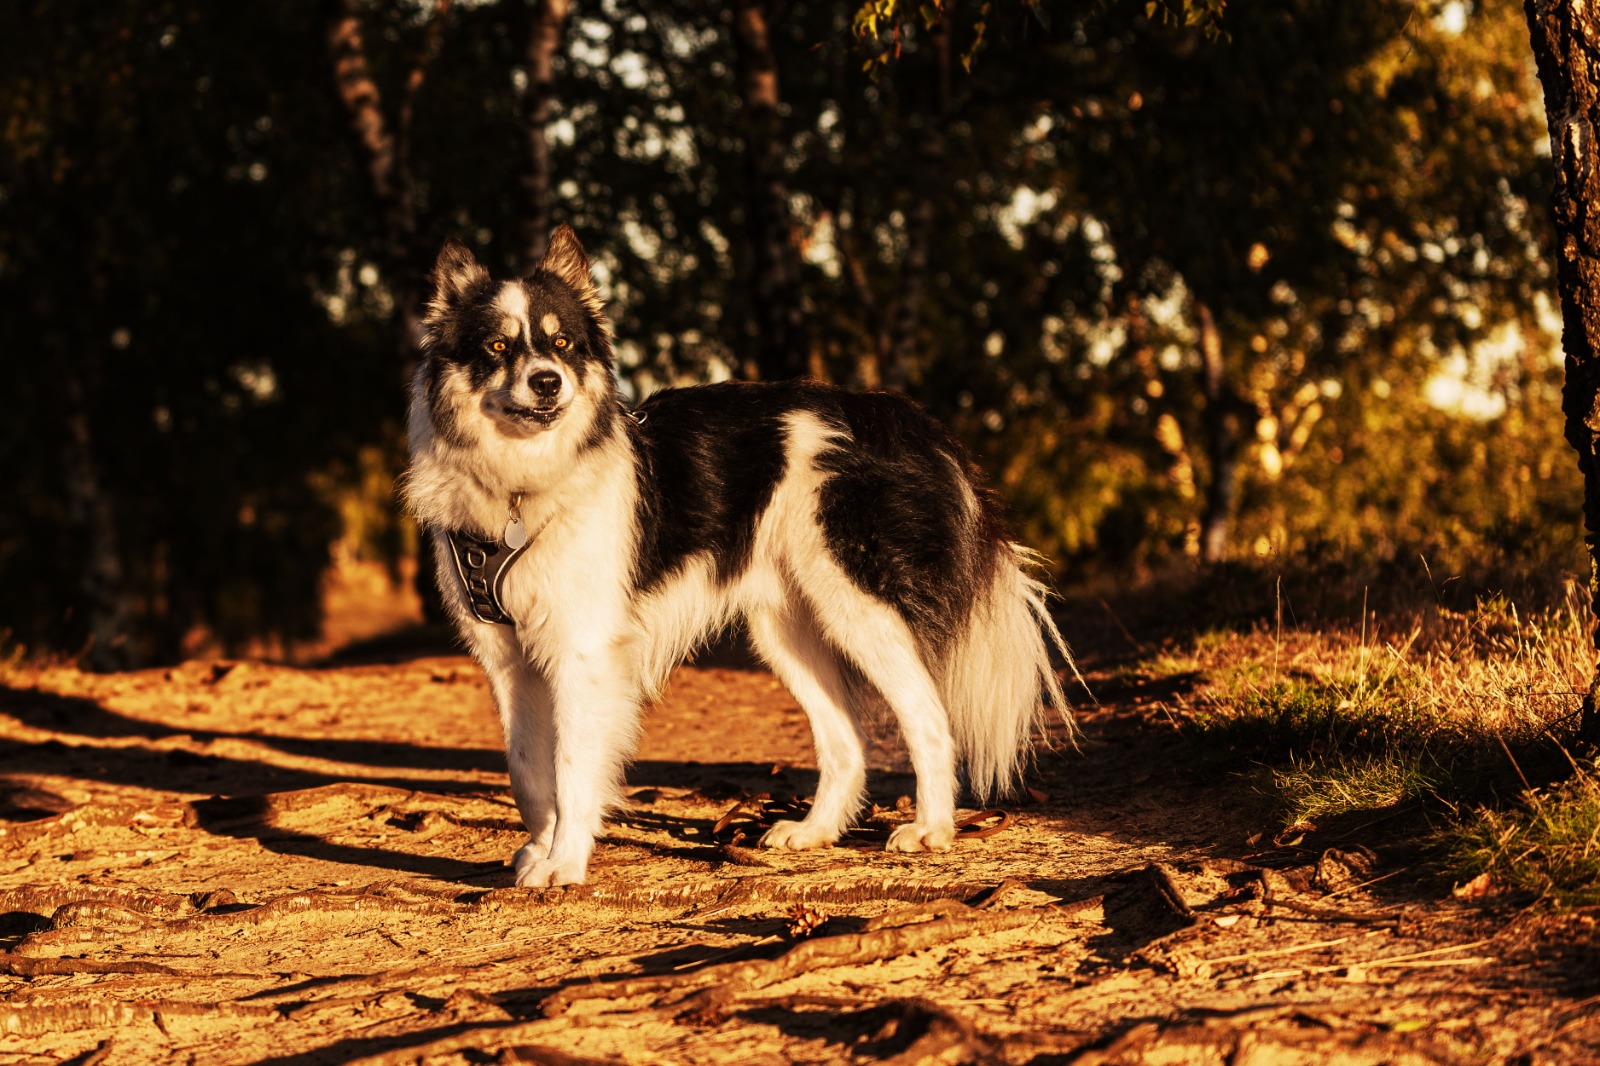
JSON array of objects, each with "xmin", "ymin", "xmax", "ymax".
[
  {"xmin": 539, "ymin": 224, "xmax": 604, "ymax": 319},
  {"xmin": 427, "ymin": 238, "xmax": 491, "ymax": 321}
]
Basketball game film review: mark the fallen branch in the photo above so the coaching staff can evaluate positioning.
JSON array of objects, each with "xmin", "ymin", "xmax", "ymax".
[
  {"xmin": 1, "ymin": 955, "xmax": 191, "ymax": 978},
  {"xmin": 0, "ymin": 998, "xmax": 277, "ymax": 1038},
  {"xmin": 0, "ymin": 886, "xmax": 201, "ymax": 922},
  {"xmin": 482, "ymin": 875, "xmax": 995, "ymax": 920},
  {"xmin": 541, "ymin": 901, "xmax": 1047, "ymax": 1018}
]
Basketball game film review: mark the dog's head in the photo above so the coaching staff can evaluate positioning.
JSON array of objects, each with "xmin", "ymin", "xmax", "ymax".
[{"xmin": 418, "ymin": 225, "xmax": 613, "ymax": 444}]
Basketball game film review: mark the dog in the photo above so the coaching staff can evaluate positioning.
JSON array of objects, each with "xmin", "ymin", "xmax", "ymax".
[{"xmin": 403, "ymin": 225, "xmax": 1073, "ymax": 887}]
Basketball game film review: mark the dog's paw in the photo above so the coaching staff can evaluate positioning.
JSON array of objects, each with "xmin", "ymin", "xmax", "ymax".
[
  {"xmin": 513, "ymin": 855, "xmax": 588, "ymax": 888},
  {"xmin": 885, "ymin": 821, "xmax": 955, "ymax": 853},
  {"xmin": 511, "ymin": 839, "xmax": 552, "ymax": 877},
  {"xmin": 759, "ymin": 819, "xmax": 839, "ymax": 850}
]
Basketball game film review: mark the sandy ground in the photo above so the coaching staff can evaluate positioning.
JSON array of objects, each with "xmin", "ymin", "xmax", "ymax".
[{"xmin": 1, "ymin": 636, "xmax": 1597, "ymax": 1065}]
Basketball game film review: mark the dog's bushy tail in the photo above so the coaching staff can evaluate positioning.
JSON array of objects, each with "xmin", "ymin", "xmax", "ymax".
[{"xmin": 936, "ymin": 545, "xmax": 1078, "ymax": 802}]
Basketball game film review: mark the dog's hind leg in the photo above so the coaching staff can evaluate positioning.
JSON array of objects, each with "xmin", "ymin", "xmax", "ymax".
[
  {"xmin": 818, "ymin": 599, "xmax": 958, "ymax": 853},
  {"xmin": 747, "ymin": 606, "xmax": 868, "ymax": 850}
]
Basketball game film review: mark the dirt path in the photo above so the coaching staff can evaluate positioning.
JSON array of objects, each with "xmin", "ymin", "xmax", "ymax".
[{"xmin": 0, "ymin": 648, "xmax": 1594, "ymax": 1065}]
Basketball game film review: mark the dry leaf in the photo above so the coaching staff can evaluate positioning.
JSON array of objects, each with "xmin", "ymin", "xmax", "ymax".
[{"xmin": 1452, "ymin": 872, "xmax": 1494, "ymax": 899}]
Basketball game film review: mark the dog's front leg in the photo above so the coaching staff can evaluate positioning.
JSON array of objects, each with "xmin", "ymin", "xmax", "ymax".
[
  {"xmin": 513, "ymin": 651, "xmax": 638, "ymax": 887},
  {"xmin": 480, "ymin": 647, "xmax": 559, "ymax": 871},
  {"xmin": 502, "ymin": 670, "xmax": 558, "ymax": 875}
]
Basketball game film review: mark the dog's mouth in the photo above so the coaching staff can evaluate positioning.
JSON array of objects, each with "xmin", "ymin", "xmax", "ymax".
[{"xmin": 489, "ymin": 398, "xmax": 564, "ymax": 429}]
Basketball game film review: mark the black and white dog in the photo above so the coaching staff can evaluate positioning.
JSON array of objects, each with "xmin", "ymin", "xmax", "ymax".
[{"xmin": 404, "ymin": 226, "xmax": 1072, "ymax": 887}]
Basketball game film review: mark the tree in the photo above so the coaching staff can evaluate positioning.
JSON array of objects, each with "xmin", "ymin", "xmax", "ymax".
[
  {"xmin": 0, "ymin": 1, "xmax": 397, "ymax": 662},
  {"xmin": 521, "ymin": 0, "xmax": 572, "ymax": 270},
  {"xmin": 1523, "ymin": 0, "xmax": 1600, "ymax": 746},
  {"xmin": 731, "ymin": 0, "xmax": 810, "ymax": 380},
  {"xmin": 0, "ymin": 0, "xmax": 1577, "ymax": 667}
]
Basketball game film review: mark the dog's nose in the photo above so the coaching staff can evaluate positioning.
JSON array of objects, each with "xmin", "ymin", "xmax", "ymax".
[{"xmin": 528, "ymin": 371, "xmax": 562, "ymax": 403}]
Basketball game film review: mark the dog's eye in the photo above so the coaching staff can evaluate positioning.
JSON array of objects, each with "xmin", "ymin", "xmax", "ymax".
[
  {"xmin": 490, "ymin": 339, "xmax": 508, "ymax": 352},
  {"xmin": 553, "ymin": 336, "xmax": 569, "ymax": 349}
]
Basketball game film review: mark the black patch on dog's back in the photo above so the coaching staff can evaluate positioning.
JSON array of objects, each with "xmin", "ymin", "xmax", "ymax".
[
  {"xmin": 630, "ymin": 382, "xmax": 792, "ymax": 592},
  {"xmin": 814, "ymin": 390, "xmax": 1005, "ymax": 648},
  {"xmin": 629, "ymin": 382, "xmax": 1007, "ymax": 649}
]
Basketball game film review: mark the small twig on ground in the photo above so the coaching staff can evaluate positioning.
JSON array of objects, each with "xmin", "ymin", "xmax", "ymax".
[
  {"xmin": 1262, "ymin": 896, "xmax": 1403, "ymax": 925},
  {"xmin": 1146, "ymin": 863, "xmax": 1195, "ymax": 920},
  {"xmin": 1243, "ymin": 938, "xmax": 1497, "ymax": 982},
  {"xmin": 713, "ymin": 842, "xmax": 772, "ymax": 868},
  {"xmin": 1321, "ymin": 866, "xmax": 1410, "ymax": 899},
  {"xmin": 1358, "ymin": 938, "xmax": 1494, "ymax": 966},
  {"xmin": 1203, "ymin": 935, "xmax": 1357, "ymax": 966},
  {"xmin": 682, "ymin": 876, "xmax": 992, "ymax": 921}
]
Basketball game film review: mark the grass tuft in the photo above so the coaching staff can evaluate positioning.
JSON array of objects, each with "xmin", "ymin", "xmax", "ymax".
[
  {"xmin": 1140, "ymin": 577, "xmax": 1599, "ymax": 903},
  {"xmin": 1271, "ymin": 753, "xmax": 1443, "ymax": 825},
  {"xmin": 1448, "ymin": 765, "xmax": 1600, "ymax": 906}
]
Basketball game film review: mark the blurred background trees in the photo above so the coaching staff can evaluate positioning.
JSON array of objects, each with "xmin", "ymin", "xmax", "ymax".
[{"xmin": 0, "ymin": 0, "xmax": 1579, "ymax": 667}]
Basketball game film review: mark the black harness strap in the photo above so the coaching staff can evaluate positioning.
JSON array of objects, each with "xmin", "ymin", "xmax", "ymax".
[{"xmin": 445, "ymin": 530, "xmax": 532, "ymax": 625}]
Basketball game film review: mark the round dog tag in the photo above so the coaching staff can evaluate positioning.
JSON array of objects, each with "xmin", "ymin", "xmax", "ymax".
[{"xmin": 503, "ymin": 515, "xmax": 528, "ymax": 549}]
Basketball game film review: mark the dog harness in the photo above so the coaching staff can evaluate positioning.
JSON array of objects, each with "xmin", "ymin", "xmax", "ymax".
[
  {"xmin": 445, "ymin": 495, "xmax": 535, "ymax": 625},
  {"xmin": 445, "ymin": 530, "xmax": 530, "ymax": 625}
]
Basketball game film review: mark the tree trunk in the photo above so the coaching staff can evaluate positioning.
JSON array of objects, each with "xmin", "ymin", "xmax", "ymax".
[
  {"xmin": 326, "ymin": 0, "xmax": 448, "ymax": 358},
  {"xmin": 62, "ymin": 370, "xmax": 134, "ymax": 671},
  {"xmin": 326, "ymin": 0, "xmax": 449, "ymax": 621},
  {"xmin": 1524, "ymin": 0, "xmax": 1600, "ymax": 748},
  {"xmin": 521, "ymin": 0, "xmax": 571, "ymax": 272},
  {"xmin": 731, "ymin": 0, "xmax": 808, "ymax": 381},
  {"xmin": 1197, "ymin": 301, "xmax": 1242, "ymax": 563},
  {"xmin": 883, "ymin": 11, "xmax": 952, "ymax": 394}
]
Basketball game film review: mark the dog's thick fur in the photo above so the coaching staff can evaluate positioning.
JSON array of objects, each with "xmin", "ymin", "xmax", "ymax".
[{"xmin": 404, "ymin": 226, "xmax": 1072, "ymax": 886}]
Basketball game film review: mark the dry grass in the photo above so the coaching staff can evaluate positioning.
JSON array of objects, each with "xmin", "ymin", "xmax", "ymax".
[{"xmin": 1149, "ymin": 579, "xmax": 1599, "ymax": 903}]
